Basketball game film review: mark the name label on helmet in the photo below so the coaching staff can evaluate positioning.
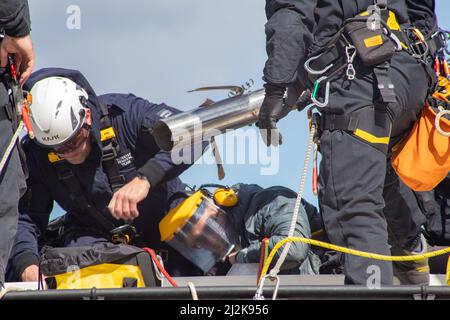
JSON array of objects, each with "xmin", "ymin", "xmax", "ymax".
[{"xmin": 42, "ymin": 134, "xmax": 60, "ymax": 142}]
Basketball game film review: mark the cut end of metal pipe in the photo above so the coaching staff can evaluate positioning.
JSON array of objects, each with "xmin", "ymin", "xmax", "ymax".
[{"xmin": 153, "ymin": 121, "xmax": 174, "ymax": 151}]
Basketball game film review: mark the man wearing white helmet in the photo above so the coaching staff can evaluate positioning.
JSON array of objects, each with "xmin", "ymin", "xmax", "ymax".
[{"xmin": 6, "ymin": 68, "xmax": 206, "ymax": 282}]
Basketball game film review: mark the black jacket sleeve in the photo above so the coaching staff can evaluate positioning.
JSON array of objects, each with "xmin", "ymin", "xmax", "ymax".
[
  {"xmin": 263, "ymin": 0, "xmax": 317, "ymax": 87},
  {"xmin": 133, "ymin": 98, "xmax": 208, "ymax": 187},
  {"xmin": 8, "ymin": 140, "xmax": 54, "ymax": 280},
  {"xmin": 406, "ymin": 0, "xmax": 437, "ymax": 36},
  {"xmin": 0, "ymin": 0, "xmax": 31, "ymax": 37}
]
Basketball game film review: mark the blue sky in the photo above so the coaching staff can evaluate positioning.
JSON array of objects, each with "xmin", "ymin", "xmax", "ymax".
[{"xmin": 27, "ymin": 1, "xmax": 450, "ymax": 218}]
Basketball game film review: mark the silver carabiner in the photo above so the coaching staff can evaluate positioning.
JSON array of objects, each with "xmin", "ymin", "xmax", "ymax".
[
  {"xmin": 345, "ymin": 45, "xmax": 357, "ymax": 80},
  {"xmin": 304, "ymin": 54, "xmax": 334, "ymax": 75},
  {"xmin": 253, "ymin": 274, "xmax": 281, "ymax": 300},
  {"xmin": 346, "ymin": 44, "xmax": 356, "ymax": 63},
  {"xmin": 346, "ymin": 64, "xmax": 356, "ymax": 80},
  {"xmin": 389, "ymin": 32, "xmax": 403, "ymax": 51},
  {"xmin": 435, "ymin": 107, "xmax": 450, "ymax": 137},
  {"xmin": 311, "ymin": 76, "xmax": 330, "ymax": 108}
]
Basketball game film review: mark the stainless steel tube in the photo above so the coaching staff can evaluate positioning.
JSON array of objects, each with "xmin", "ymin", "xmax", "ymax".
[{"xmin": 153, "ymin": 89, "xmax": 267, "ymax": 151}]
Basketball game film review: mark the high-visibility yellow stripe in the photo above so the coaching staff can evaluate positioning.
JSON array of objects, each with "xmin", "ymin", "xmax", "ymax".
[
  {"xmin": 387, "ymin": 11, "xmax": 401, "ymax": 31},
  {"xmin": 354, "ymin": 129, "xmax": 390, "ymax": 145},
  {"xmin": 415, "ymin": 265, "xmax": 430, "ymax": 273},
  {"xmin": 364, "ymin": 35, "xmax": 383, "ymax": 48},
  {"xmin": 446, "ymin": 257, "xmax": 450, "ymax": 285},
  {"xmin": 100, "ymin": 127, "xmax": 116, "ymax": 141},
  {"xmin": 54, "ymin": 263, "xmax": 145, "ymax": 289},
  {"xmin": 48, "ymin": 152, "xmax": 64, "ymax": 163}
]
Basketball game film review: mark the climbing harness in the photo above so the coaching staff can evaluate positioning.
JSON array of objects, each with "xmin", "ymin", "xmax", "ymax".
[
  {"xmin": 0, "ymin": 55, "xmax": 34, "ymax": 177},
  {"xmin": 254, "ymin": 2, "xmax": 450, "ymax": 299},
  {"xmin": 46, "ymin": 89, "xmax": 135, "ymax": 242}
]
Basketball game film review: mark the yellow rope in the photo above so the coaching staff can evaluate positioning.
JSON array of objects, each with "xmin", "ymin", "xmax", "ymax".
[{"xmin": 259, "ymin": 237, "xmax": 450, "ymax": 280}]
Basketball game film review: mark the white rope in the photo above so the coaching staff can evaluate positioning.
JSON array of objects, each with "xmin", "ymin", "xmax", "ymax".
[
  {"xmin": 187, "ymin": 281, "xmax": 199, "ymax": 300},
  {"xmin": 435, "ymin": 108, "xmax": 450, "ymax": 137},
  {"xmin": 0, "ymin": 121, "xmax": 24, "ymax": 177},
  {"xmin": 0, "ymin": 287, "xmax": 8, "ymax": 300},
  {"xmin": 0, "ymin": 286, "xmax": 23, "ymax": 300},
  {"xmin": 269, "ymin": 120, "xmax": 315, "ymax": 277}
]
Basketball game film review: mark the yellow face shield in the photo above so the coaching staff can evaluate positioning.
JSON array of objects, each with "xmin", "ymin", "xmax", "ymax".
[{"xmin": 159, "ymin": 190, "xmax": 237, "ymax": 273}]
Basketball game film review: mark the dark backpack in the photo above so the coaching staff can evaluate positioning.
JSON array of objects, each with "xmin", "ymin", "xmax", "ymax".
[{"xmin": 40, "ymin": 243, "xmax": 159, "ymax": 289}]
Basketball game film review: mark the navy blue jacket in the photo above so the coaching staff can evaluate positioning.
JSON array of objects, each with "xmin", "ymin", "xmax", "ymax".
[{"xmin": 8, "ymin": 68, "xmax": 202, "ymax": 279}]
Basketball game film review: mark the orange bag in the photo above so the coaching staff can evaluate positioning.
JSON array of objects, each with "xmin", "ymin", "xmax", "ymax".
[{"xmin": 392, "ymin": 79, "xmax": 450, "ymax": 191}]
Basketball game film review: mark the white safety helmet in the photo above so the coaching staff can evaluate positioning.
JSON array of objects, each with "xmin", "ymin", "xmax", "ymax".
[{"xmin": 28, "ymin": 76, "xmax": 89, "ymax": 148}]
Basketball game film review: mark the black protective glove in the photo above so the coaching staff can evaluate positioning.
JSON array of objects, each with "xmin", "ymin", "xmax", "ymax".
[{"xmin": 257, "ymin": 83, "xmax": 286, "ymax": 147}]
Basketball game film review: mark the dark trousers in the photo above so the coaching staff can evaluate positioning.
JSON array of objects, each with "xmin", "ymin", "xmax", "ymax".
[
  {"xmin": 318, "ymin": 51, "xmax": 429, "ymax": 285},
  {"xmin": 0, "ymin": 94, "xmax": 26, "ymax": 286}
]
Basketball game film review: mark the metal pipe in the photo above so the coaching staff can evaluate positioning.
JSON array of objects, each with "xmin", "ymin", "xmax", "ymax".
[
  {"xmin": 4, "ymin": 285, "xmax": 450, "ymax": 300},
  {"xmin": 153, "ymin": 89, "xmax": 277, "ymax": 151}
]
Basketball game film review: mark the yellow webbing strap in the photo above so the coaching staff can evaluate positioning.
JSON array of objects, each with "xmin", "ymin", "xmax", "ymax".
[
  {"xmin": 354, "ymin": 128, "xmax": 390, "ymax": 145},
  {"xmin": 447, "ymin": 256, "xmax": 450, "ymax": 286}
]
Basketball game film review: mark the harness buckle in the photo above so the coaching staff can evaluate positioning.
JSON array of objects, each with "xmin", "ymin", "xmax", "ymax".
[
  {"xmin": 110, "ymin": 224, "xmax": 138, "ymax": 245},
  {"xmin": 102, "ymin": 146, "xmax": 117, "ymax": 161},
  {"xmin": 406, "ymin": 28, "xmax": 429, "ymax": 60}
]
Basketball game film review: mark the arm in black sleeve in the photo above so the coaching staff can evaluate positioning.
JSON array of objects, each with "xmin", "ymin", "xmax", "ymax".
[
  {"xmin": 8, "ymin": 141, "xmax": 54, "ymax": 280},
  {"xmin": 134, "ymin": 99, "xmax": 208, "ymax": 187},
  {"xmin": 406, "ymin": 0, "xmax": 437, "ymax": 36},
  {"xmin": 263, "ymin": 0, "xmax": 316, "ymax": 87},
  {"xmin": 0, "ymin": 0, "xmax": 31, "ymax": 37}
]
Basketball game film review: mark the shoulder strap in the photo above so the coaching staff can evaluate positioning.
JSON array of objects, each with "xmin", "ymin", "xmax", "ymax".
[
  {"xmin": 49, "ymin": 152, "xmax": 117, "ymax": 233},
  {"xmin": 373, "ymin": 62, "xmax": 397, "ymax": 105},
  {"xmin": 136, "ymin": 251, "xmax": 160, "ymax": 287},
  {"xmin": 95, "ymin": 96, "xmax": 126, "ymax": 192}
]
